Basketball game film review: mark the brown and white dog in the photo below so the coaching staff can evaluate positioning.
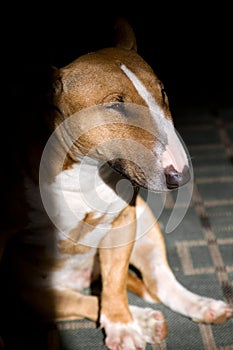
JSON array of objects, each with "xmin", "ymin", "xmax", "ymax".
[{"xmin": 1, "ymin": 18, "xmax": 232, "ymax": 350}]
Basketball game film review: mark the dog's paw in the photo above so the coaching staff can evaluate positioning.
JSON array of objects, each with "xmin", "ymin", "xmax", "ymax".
[
  {"xmin": 100, "ymin": 306, "xmax": 167, "ymax": 350},
  {"xmin": 190, "ymin": 298, "xmax": 233, "ymax": 324},
  {"xmin": 129, "ymin": 305, "xmax": 167, "ymax": 343},
  {"xmin": 101, "ymin": 315, "xmax": 145, "ymax": 350}
]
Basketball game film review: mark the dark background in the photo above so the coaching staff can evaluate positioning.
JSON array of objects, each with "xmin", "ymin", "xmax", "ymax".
[{"xmin": 3, "ymin": 2, "xmax": 233, "ymax": 126}]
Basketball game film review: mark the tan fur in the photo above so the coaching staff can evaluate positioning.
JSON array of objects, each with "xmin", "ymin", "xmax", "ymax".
[
  {"xmin": 99, "ymin": 205, "xmax": 136, "ymax": 323},
  {"xmin": 53, "ymin": 48, "xmax": 171, "ymax": 121}
]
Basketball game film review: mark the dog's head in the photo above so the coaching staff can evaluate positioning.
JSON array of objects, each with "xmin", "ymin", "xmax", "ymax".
[{"xmin": 48, "ymin": 18, "xmax": 191, "ymax": 192}]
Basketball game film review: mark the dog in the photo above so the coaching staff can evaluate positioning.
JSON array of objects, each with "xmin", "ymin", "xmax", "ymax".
[{"xmin": 1, "ymin": 17, "xmax": 232, "ymax": 350}]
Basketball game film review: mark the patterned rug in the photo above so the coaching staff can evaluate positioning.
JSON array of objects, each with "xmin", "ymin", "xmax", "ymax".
[{"xmin": 1, "ymin": 106, "xmax": 233, "ymax": 350}]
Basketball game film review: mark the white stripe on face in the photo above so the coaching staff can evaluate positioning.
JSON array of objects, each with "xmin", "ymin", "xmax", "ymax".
[
  {"xmin": 120, "ymin": 64, "xmax": 189, "ymax": 173},
  {"xmin": 121, "ymin": 64, "xmax": 164, "ymax": 121}
]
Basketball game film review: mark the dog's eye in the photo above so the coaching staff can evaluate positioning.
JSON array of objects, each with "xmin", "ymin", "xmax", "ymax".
[{"xmin": 116, "ymin": 95, "xmax": 124, "ymax": 103}]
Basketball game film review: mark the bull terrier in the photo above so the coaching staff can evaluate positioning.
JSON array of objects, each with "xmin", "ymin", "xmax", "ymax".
[{"xmin": 1, "ymin": 17, "xmax": 232, "ymax": 350}]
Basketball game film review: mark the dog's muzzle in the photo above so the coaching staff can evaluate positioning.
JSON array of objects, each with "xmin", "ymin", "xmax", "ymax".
[{"xmin": 107, "ymin": 158, "xmax": 191, "ymax": 192}]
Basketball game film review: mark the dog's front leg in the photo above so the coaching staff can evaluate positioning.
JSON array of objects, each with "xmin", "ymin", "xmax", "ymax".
[{"xmin": 99, "ymin": 204, "xmax": 146, "ymax": 350}]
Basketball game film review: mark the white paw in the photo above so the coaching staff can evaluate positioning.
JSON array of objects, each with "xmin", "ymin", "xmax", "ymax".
[
  {"xmin": 189, "ymin": 297, "xmax": 233, "ymax": 324},
  {"xmin": 129, "ymin": 305, "xmax": 167, "ymax": 343},
  {"xmin": 101, "ymin": 315, "xmax": 145, "ymax": 350},
  {"xmin": 100, "ymin": 306, "xmax": 167, "ymax": 350}
]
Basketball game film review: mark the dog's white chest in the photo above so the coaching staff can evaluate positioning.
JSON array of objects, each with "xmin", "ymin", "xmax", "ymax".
[{"xmin": 25, "ymin": 158, "xmax": 128, "ymax": 245}]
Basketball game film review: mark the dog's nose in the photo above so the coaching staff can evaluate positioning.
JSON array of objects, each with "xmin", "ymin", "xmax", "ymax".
[{"xmin": 164, "ymin": 165, "xmax": 190, "ymax": 189}]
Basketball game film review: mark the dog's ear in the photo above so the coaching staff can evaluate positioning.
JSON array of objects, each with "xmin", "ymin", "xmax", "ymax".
[{"xmin": 113, "ymin": 17, "xmax": 137, "ymax": 52}]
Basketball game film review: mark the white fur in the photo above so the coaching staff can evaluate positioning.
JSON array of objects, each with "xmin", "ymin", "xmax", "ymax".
[
  {"xmin": 25, "ymin": 157, "xmax": 129, "ymax": 252},
  {"xmin": 101, "ymin": 306, "xmax": 165, "ymax": 348},
  {"xmin": 50, "ymin": 252, "xmax": 95, "ymax": 291},
  {"xmin": 120, "ymin": 64, "xmax": 189, "ymax": 172},
  {"xmin": 120, "ymin": 64, "xmax": 164, "ymax": 121},
  {"xmin": 37, "ymin": 159, "xmax": 129, "ymax": 240},
  {"xmin": 100, "ymin": 314, "xmax": 145, "ymax": 350}
]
